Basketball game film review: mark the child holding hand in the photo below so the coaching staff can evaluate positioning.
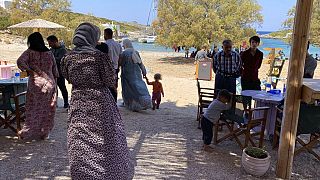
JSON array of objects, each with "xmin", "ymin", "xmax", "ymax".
[{"xmin": 146, "ymin": 73, "xmax": 164, "ymax": 110}]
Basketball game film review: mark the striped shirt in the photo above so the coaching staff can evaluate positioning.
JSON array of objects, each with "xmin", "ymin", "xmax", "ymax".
[{"xmin": 213, "ymin": 51, "xmax": 242, "ymax": 76}]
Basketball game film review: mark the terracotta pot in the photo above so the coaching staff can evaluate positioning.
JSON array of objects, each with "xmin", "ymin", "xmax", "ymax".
[{"xmin": 241, "ymin": 147, "xmax": 271, "ymax": 177}]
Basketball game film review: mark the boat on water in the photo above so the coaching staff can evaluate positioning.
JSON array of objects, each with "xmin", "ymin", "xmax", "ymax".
[
  {"xmin": 138, "ymin": 37, "xmax": 147, "ymax": 43},
  {"xmin": 138, "ymin": 36, "xmax": 157, "ymax": 44},
  {"xmin": 146, "ymin": 36, "xmax": 156, "ymax": 43}
]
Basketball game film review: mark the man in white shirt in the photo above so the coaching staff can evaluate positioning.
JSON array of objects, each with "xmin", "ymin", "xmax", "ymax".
[{"xmin": 104, "ymin": 28, "xmax": 122, "ymax": 101}]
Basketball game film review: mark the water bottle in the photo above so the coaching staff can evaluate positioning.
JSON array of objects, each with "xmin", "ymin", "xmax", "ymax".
[
  {"xmin": 266, "ymin": 83, "xmax": 272, "ymax": 92},
  {"xmin": 11, "ymin": 70, "xmax": 16, "ymax": 82},
  {"xmin": 265, "ymin": 77, "xmax": 272, "ymax": 92},
  {"xmin": 15, "ymin": 72, "xmax": 20, "ymax": 82},
  {"xmin": 282, "ymin": 84, "xmax": 286, "ymax": 95}
]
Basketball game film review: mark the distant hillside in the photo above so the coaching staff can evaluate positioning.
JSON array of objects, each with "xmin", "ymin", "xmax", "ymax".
[
  {"xmin": 0, "ymin": 7, "xmax": 143, "ymax": 32},
  {"xmin": 66, "ymin": 12, "xmax": 143, "ymax": 32}
]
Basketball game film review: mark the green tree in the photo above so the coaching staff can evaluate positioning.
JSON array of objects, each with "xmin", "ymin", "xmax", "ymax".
[
  {"xmin": 153, "ymin": 0, "xmax": 263, "ymax": 49},
  {"xmin": 282, "ymin": 0, "xmax": 320, "ymax": 46},
  {"xmin": 5, "ymin": 0, "xmax": 140, "ymax": 47},
  {"xmin": 0, "ymin": 7, "xmax": 10, "ymax": 30},
  {"xmin": 8, "ymin": 0, "xmax": 72, "ymax": 45}
]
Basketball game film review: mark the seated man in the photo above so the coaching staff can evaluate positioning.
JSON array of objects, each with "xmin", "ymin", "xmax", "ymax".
[{"xmin": 304, "ymin": 52, "xmax": 317, "ymax": 78}]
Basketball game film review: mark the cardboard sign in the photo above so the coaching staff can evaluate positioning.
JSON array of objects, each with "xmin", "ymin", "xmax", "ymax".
[{"xmin": 195, "ymin": 60, "xmax": 212, "ymax": 81}]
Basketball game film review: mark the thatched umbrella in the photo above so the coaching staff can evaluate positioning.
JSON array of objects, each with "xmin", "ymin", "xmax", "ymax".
[{"xmin": 8, "ymin": 19, "xmax": 65, "ymax": 32}]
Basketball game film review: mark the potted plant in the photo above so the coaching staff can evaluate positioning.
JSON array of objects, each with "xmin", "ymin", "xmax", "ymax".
[{"xmin": 241, "ymin": 146, "xmax": 271, "ymax": 177}]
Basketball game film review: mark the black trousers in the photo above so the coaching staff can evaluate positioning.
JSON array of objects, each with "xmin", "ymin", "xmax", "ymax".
[
  {"xmin": 57, "ymin": 76, "xmax": 69, "ymax": 105},
  {"xmin": 109, "ymin": 87, "xmax": 117, "ymax": 102},
  {"xmin": 108, "ymin": 69, "xmax": 119, "ymax": 103},
  {"xmin": 201, "ymin": 116, "xmax": 213, "ymax": 145},
  {"xmin": 214, "ymin": 74, "xmax": 237, "ymax": 94},
  {"xmin": 241, "ymin": 79, "xmax": 261, "ymax": 91}
]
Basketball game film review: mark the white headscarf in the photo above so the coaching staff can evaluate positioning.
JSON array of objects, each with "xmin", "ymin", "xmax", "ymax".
[
  {"xmin": 72, "ymin": 22, "xmax": 101, "ymax": 54},
  {"xmin": 122, "ymin": 39, "xmax": 142, "ymax": 64}
]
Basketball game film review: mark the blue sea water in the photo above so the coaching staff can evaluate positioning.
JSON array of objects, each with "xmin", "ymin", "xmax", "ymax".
[
  {"xmin": 132, "ymin": 33, "xmax": 320, "ymax": 58},
  {"xmin": 257, "ymin": 31, "xmax": 274, "ymax": 35}
]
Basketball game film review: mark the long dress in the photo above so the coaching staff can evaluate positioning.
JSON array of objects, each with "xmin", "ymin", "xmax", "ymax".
[
  {"xmin": 120, "ymin": 50, "xmax": 151, "ymax": 111},
  {"xmin": 17, "ymin": 49, "xmax": 58, "ymax": 139},
  {"xmin": 61, "ymin": 51, "xmax": 132, "ymax": 179}
]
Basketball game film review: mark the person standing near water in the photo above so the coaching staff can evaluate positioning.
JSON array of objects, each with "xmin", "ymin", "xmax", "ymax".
[
  {"xmin": 17, "ymin": 32, "xmax": 58, "ymax": 140},
  {"xmin": 213, "ymin": 40, "xmax": 242, "ymax": 94},
  {"xmin": 119, "ymin": 39, "xmax": 151, "ymax": 112},
  {"xmin": 47, "ymin": 35, "xmax": 69, "ymax": 108},
  {"xmin": 104, "ymin": 28, "xmax": 122, "ymax": 102},
  {"xmin": 62, "ymin": 23, "xmax": 132, "ymax": 179},
  {"xmin": 240, "ymin": 36, "xmax": 263, "ymax": 90}
]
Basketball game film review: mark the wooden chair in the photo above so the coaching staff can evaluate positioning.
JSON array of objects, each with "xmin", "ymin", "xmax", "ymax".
[
  {"xmin": 196, "ymin": 79, "xmax": 219, "ymax": 128},
  {"xmin": 267, "ymin": 57, "xmax": 286, "ymax": 88},
  {"xmin": 214, "ymin": 95, "xmax": 270, "ymax": 149},
  {"xmin": 273, "ymin": 102, "xmax": 320, "ymax": 160},
  {"xmin": 0, "ymin": 85, "xmax": 26, "ymax": 133}
]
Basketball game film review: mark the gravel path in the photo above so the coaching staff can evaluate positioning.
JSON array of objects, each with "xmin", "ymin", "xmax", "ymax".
[
  {"xmin": 0, "ymin": 79, "xmax": 319, "ymax": 180},
  {"xmin": 0, "ymin": 49, "xmax": 319, "ymax": 179}
]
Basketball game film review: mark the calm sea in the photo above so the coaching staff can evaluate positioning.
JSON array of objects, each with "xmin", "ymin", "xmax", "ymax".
[{"xmin": 133, "ymin": 31, "xmax": 320, "ymax": 58}]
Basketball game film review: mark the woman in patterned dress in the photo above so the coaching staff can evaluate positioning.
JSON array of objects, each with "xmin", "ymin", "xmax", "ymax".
[
  {"xmin": 17, "ymin": 32, "xmax": 58, "ymax": 140},
  {"xmin": 61, "ymin": 23, "xmax": 132, "ymax": 179},
  {"xmin": 119, "ymin": 39, "xmax": 151, "ymax": 111}
]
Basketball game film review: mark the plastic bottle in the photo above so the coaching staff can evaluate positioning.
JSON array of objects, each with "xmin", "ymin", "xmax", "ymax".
[
  {"xmin": 11, "ymin": 70, "xmax": 16, "ymax": 82},
  {"xmin": 265, "ymin": 77, "xmax": 272, "ymax": 92},
  {"xmin": 15, "ymin": 71, "xmax": 20, "ymax": 82}
]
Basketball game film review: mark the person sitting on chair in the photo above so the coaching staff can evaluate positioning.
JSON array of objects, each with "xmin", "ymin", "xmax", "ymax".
[
  {"xmin": 304, "ymin": 52, "xmax": 317, "ymax": 78},
  {"xmin": 201, "ymin": 89, "xmax": 232, "ymax": 152}
]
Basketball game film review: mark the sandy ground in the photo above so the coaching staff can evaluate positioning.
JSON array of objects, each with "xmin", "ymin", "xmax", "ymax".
[{"xmin": 0, "ymin": 41, "xmax": 319, "ymax": 180}]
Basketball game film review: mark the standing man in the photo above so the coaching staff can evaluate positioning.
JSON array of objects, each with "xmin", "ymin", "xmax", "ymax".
[
  {"xmin": 240, "ymin": 36, "xmax": 263, "ymax": 90},
  {"xmin": 213, "ymin": 40, "xmax": 242, "ymax": 94},
  {"xmin": 47, "ymin": 35, "xmax": 69, "ymax": 108},
  {"xmin": 104, "ymin": 28, "xmax": 122, "ymax": 101}
]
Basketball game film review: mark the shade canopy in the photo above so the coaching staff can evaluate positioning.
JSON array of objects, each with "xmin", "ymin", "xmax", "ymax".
[{"xmin": 8, "ymin": 19, "xmax": 65, "ymax": 29}]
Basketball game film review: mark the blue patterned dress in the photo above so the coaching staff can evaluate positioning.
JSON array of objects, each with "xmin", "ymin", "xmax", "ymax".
[{"xmin": 120, "ymin": 50, "xmax": 151, "ymax": 111}]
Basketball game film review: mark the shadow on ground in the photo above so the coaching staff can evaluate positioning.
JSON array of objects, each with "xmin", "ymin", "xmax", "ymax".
[
  {"xmin": 0, "ymin": 107, "xmax": 70, "ymax": 180},
  {"xmin": 157, "ymin": 56, "xmax": 195, "ymax": 65},
  {"xmin": 0, "ymin": 100, "xmax": 319, "ymax": 179},
  {"xmin": 124, "ymin": 100, "xmax": 320, "ymax": 180}
]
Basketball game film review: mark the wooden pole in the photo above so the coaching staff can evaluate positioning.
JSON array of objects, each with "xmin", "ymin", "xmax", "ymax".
[{"xmin": 276, "ymin": 0, "xmax": 314, "ymax": 179}]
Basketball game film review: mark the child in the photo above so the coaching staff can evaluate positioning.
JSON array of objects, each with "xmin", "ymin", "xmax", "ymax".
[
  {"xmin": 146, "ymin": 73, "xmax": 164, "ymax": 110},
  {"xmin": 201, "ymin": 89, "xmax": 232, "ymax": 152}
]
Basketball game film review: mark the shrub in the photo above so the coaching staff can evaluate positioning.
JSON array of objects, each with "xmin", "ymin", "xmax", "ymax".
[{"xmin": 245, "ymin": 147, "xmax": 268, "ymax": 159}]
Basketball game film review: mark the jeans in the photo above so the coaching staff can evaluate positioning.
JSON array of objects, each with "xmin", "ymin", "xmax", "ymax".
[{"xmin": 201, "ymin": 116, "xmax": 213, "ymax": 145}]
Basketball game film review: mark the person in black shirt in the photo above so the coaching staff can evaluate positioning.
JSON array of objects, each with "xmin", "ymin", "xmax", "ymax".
[
  {"xmin": 240, "ymin": 36, "xmax": 263, "ymax": 90},
  {"xmin": 47, "ymin": 35, "xmax": 69, "ymax": 108}
]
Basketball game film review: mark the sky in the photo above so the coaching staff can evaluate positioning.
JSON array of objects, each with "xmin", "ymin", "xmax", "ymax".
[{"xmin": 71, "ymin": 0, "xmax": 297, "ymax": 31}]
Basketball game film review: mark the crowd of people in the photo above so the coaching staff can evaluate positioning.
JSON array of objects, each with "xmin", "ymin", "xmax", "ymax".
[
  {"xmin": 13, "ymin": 20, "xmax": 318, "ymax": 178},
  {"xmin": 15, "ymin": 22, "xmax": 167, "ymax": 179},
  {"xmin": 200, "ymin": 36, "xmax": 318, "ymax": 151}
]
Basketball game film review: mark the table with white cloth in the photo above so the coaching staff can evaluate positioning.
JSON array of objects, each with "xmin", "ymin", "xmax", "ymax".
[{"xmin": 241, "ymin": 90, "xmax": 284, "ymax": 139}]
